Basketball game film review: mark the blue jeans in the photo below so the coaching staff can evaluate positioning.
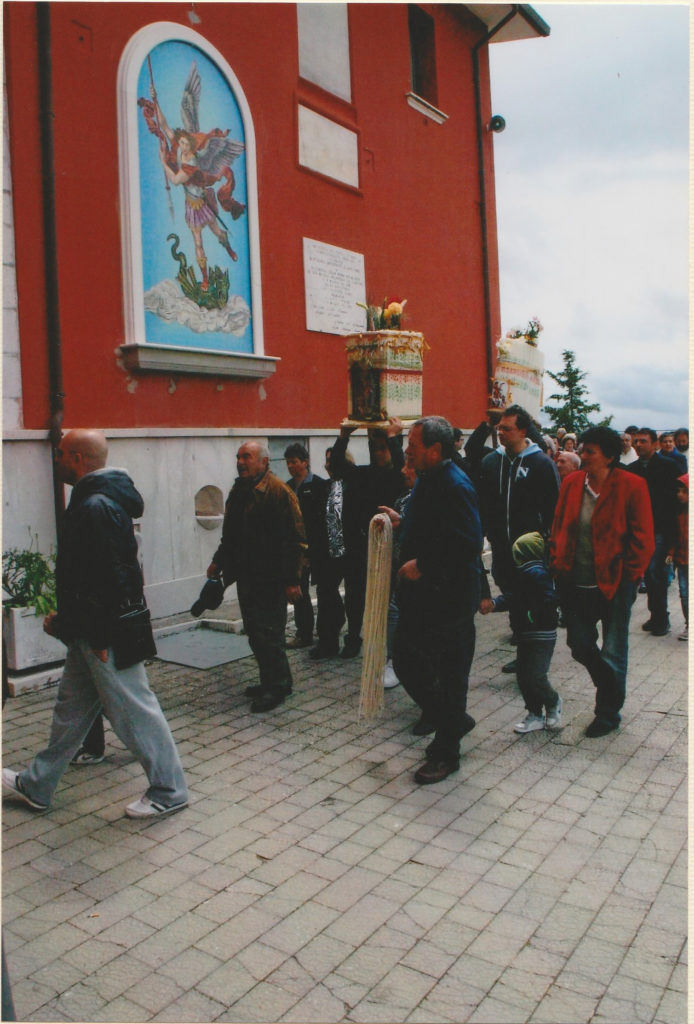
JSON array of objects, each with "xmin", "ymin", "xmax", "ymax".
[
  {"xmin": 645, "ymin": 532, "xmax": 674, "ymax": 630},
  {"xmin": 20, "ymin": 640, "xmax": 188, "ymax": 809},
  {"xmin": 516, "ymin": 632, "xmax": 558, "ymax": 716},
  {"xmin": 561, "ymin": 579, "xmax": 637, "ymax": 727}
]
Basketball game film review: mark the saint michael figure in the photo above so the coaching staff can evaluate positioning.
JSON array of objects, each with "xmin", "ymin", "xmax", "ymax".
[{"xmin": 139, "ymin": 61, "xmax": 246, "ymax": 292}]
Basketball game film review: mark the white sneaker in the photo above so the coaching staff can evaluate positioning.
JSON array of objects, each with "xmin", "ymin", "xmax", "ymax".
[
  {"xmin": 125, "ymin": 796, "xmax": 188, "ymax": 819},
  {"xmin": 383, "ymin": 661, "xmax": 400, "ymax": 689},
  {"xmin": 679, "ymin": 626, "xmax": 688, "ymax": 641},
  {"xmin": 513, "ymin": 713, "xmax": 545, "ymax": 734},
  {"xmin": 2, "ymin": 768, "xmax": 48, "ymax": 811},
  {"xmin": 545, "ymin": 696, "xmax": 563, "ymax": 730}
]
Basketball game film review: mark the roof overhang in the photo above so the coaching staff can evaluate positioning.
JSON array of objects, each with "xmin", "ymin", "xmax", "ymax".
[{"xmin": 463, "ymin": 4, "xmax": 551, "ymax": 42}]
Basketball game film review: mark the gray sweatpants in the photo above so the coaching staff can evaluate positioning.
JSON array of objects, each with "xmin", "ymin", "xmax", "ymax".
[{"xmin": 19, "ymin": 639, "xmax": 187, "ymax": 809}]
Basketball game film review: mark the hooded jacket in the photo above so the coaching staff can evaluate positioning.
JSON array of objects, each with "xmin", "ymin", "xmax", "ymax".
[
  {"xmin": 479, "ymin": 442, "xmax": 560, "ymax": 552},
  {"xmin": 55, "ymin": 469, "xmax": 146, "ymax": 649}
]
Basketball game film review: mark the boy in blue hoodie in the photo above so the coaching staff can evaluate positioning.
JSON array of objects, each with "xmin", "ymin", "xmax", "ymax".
[{"xmin": 481, "ymin": 531, "xmax": 562, "ymax": 732}]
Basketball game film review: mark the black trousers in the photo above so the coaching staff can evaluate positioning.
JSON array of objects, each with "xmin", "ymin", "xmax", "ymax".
[
  {"xmin": 393, "ymin": 600, "xmax": 476, "ymax": 762},
  {"xmin": 314, "ymin": 552, "xmax": 366, "ymax": 646},
  {"xmin": 82, "ymin": 712, "xmax": 105, "ymax": 756},
  {"xmin": 291, "ymin": 565, "xmax": 314, "ymax": 641},
  {"xmin": 237, "ymin": 578, "xmax": 292, "ymax": 692}
]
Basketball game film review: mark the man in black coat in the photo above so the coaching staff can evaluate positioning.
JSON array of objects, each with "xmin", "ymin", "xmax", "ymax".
[
  {"xmin": 2, "ymin": 429, "xmax": 188, "ymax": 819},
  {"xmin": 209, "ymin": 441, "xmax": 306, "ymax": 711},
  {"xmin": 284, "ymin": 443, "xmax": 328, "ymax": 649},
  {"xmin": 387, "ymin": 416, "xmax": 482, "ymax": 785},
  {"xmin": 628, "ymin": 428, "xmax": 680, "ymax": 635}
]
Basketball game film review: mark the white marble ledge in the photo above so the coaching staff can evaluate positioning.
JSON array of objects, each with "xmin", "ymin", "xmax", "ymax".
[{"xmin": 117, "ymin": 343, "xmax": 279, "ymax": 379}]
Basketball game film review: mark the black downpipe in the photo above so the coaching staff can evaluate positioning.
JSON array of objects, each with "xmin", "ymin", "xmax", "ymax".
[
  {"xmin": 36, "ymin": 1, "xmax": 65, "ymax": 527},
  {"xmin": 472, "ymin": 6, "xmax": 519, "ymax": 396}
]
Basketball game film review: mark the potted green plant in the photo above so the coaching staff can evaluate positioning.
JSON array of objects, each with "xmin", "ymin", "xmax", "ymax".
[{"xmin": 2, "ymin": 540, "xmax": 65, "ymax": 671}]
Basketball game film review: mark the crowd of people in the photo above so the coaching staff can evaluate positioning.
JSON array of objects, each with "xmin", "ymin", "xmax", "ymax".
[{"xmin": 2, "ymin": 411, "xmax": 688, "ymax": 816}]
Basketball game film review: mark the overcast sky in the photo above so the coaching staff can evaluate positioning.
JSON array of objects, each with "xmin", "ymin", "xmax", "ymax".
[{"xmin": 489, "ymin": 2, "xmax": 689, "ymax": 431}]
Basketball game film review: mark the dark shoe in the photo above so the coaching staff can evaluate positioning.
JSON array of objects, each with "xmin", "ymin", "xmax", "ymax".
[
  {"xmin": 650, "ymin": 624, "xmax": 670, "ymax": 637},
  {"xmin": 309, "ymin": 644, "xmax": 339, "ymax": 661},
  {"xmin": 584, "ymin": 717, "xmax": 618, "ymax": 738},
  {"xmin": 425, "ymin": 715, "xmax": 475, "ymax": 760},
  {"xmin": 414, "ymin": 759, "xmax": 460, "ymax": 785},
  {"xmin": 70, "ymin": 749, "xmax": 105, "ymax": 766},
  {"xmin": 412, "ymin": 714, "xmax": 436, "ymax": 736},
  {"xmin": 340, "ymin": 638, "xmax": 362, "ymax": 659},
  {"xmin": 250, "ymin": 690, "xmax": 286, "ymax": 713},
  {"xmin": 286, "ymin": 635, "xmax": 313, "ymax": 650},
  {"xmin": 638, "ymin": 581, "xmax": 647, "ymax": 594},
  {"xmin": 641, "ymin": 619, "xmax": 654, "ymax": 631},
  {"xmin": 502, "ymin": 659, "xmax": 518, "ymax": 674},
  {"xmin": 245, "ymin": 682, "xmax": 292, "ymax": 698}
]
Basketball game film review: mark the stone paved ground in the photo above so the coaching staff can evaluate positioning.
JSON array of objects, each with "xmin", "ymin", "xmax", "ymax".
[{"xmin": 2, "ymin": 592, "xmax": 687, "ymax": 1023}]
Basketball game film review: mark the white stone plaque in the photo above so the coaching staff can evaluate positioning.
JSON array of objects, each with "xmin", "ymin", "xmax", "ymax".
[
  {"xmin": 298, "ymin": 105, "xmax": 359, "ymax": 188},
  {"xmin": 303, "ymin": 238, "xmax": 366, "ymax": 335}
]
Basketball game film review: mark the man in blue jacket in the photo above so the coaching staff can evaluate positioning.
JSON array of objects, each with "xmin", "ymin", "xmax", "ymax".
[
  {"xmin": 2, "ymin": 429, "xmax": 188, "ymax": 818},
  {"xmin": 390, "ymin": 416, "xmax": 482, "ymax": 785}
]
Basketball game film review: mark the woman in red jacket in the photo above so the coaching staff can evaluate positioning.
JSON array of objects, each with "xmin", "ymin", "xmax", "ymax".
[{"xmin": 549, "ymin": 427, "xmax": 654, "ymax": 737}]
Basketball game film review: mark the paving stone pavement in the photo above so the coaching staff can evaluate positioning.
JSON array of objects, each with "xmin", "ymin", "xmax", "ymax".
[{"xmin": 2, "ymin": 593, "xmax": 687, "ymax": 1023}]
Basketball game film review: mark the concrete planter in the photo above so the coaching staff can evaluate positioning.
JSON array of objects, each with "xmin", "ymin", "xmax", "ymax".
[{"xmin": 3, "ymin": 605, "xmax": 66, "ymax": 671}]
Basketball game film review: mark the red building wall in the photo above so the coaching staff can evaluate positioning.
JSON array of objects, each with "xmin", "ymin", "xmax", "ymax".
[{"xmin": 4, "ymin": 2, "xmax": 500, "ymax": 432}]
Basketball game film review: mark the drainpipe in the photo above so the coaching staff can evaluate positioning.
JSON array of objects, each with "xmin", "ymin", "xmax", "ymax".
[
  {"xmin": 36, "ymin": 2, "xmax": 65, "ymax": 527},
  {"xmin": 472, "ymin": 5, "xmax": 520, "ymax": 397}
]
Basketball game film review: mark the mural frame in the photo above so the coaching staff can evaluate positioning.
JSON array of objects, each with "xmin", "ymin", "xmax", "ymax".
[{"xmin": 117, "ymin": 21, "xmax": 276, "ymax": 378}]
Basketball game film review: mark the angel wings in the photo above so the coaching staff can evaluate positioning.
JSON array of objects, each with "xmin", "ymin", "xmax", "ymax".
[{"xmin": 179, "ymin": 62, "xmax": 244, "ymax": 177}]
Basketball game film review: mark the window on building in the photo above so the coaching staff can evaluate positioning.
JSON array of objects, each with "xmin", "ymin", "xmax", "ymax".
[
  {"xmin": 409, "ymin": 5, "xmax": 437, "ymax": 107},
  {"xmin": 297, "ymin": 4, "xmax": 351, "ymax": 102}
]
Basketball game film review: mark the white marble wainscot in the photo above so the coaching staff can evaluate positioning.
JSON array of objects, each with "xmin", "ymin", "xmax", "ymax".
[
  {"xmin": 2, "ymin": 438, "xmax": 59, "ymax": 554},
  {"xmin": 2, "ymin": 425, "xmax": 436, "ymax": 622},
  {"xmin": 106, "ymin": 434, "xmax": 250, "ymax": 619}
]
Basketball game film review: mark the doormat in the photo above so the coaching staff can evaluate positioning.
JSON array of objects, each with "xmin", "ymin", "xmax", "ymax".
[{"xmin": 154, "ymin": 625, "xmax": 252, "ymax": 669}]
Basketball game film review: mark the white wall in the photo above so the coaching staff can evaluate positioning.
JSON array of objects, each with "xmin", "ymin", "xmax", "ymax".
[{"xmin": 2, "ymin": 429, "xmax": 389, "ymax": 618}]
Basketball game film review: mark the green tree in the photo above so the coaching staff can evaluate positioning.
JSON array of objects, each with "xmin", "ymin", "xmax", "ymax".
[{"xmin": 543, "ymin": 349, "xmax": 612, "ymax": 434}]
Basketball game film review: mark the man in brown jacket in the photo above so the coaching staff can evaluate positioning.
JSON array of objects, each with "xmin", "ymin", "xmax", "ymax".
[{"xmin": 208, "ymin": 441, "xmax": 307, "ymax": 712}]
